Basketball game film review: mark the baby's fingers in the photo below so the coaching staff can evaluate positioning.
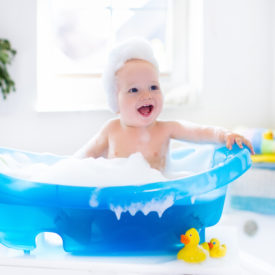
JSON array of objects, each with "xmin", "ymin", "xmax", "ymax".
[
  {"xmin": 235, "ymin": 137, "xmax": 243, "ymax": 149},
  {"xmin": 225, "ymin": 133, "xmax": 255, "ymax": 155},
  {"xmin": 243, "ymin": 138, "xmax": 255, "ymax": 155},
  {"xmin": 226, "ymin": 136, "xmax": 234, "ymax": 150}
]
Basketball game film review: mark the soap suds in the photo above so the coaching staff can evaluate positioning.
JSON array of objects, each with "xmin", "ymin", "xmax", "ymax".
[
  {"xmin": 0, "ymin": 152, "xmax": 171, "ymax": 187},
  {"xmin": 109, "ymin": 195, "xmax": 175, "ymax": 220}
]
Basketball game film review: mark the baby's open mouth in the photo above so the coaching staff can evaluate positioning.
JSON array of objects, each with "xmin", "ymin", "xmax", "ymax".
[{"xmin": 137, "ymin": 104, "xmax": 154, "ymax": 116}]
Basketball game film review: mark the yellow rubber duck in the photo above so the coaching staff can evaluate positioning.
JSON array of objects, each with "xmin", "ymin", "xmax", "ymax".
[
  {"xmin": 207, "ymin": 238, "xmax": 227, "ymax": 258},
  {"xmin": 263, "ymin": 130, "xmax": 274, "ymax": 140},
  {"xmin": 177, "ymin": 228, "xmax": 207, "ymax": 263}
]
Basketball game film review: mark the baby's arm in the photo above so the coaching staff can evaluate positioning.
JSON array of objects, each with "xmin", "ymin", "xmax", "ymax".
[
  {"xmin": 167, "ymin": 121, "xmax": 254, "ymax": 154},
  {"xmin": 74, "ymin": 121, "xmax": 110, "ymax": 158}
]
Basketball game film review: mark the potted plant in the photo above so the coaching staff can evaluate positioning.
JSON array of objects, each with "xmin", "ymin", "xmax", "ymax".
[{"xmin": 0, "ymin": 39, "xmax": 16, "ymax": 99}]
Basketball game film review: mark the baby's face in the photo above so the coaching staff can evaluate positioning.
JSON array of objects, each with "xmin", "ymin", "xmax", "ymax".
[{"xmin": 115, "ymin": 59, "xmax": 163, "ymax": 127}]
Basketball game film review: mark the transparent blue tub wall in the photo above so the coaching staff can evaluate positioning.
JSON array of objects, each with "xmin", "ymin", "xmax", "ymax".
[{"xmin": 0, "ymin": 144, "xmax": 251, "ymax": 255}]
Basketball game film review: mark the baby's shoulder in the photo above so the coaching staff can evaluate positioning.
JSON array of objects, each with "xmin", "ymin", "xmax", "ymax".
[
  {"xmin": 103, "ymin": 118, "xmax": 121, "ymax": 131},
  {"xmin": 156, "ymin": 120, "xmax": 190, "ymax": 137},
  {"xmin": 156, "ymin": 120, "xmax": 182, "ymax": 129}
]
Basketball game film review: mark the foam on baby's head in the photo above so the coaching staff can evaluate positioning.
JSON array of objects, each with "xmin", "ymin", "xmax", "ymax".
[{"xmin": 102, "ymin": 37, "xmax": 159, "ymax": 113}]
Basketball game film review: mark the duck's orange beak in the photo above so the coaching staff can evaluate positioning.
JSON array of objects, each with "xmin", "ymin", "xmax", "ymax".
[
  {"xmin": 180, "ymin": 234, "xmax": 190, "ymax": 244},
  {"xmin": 208, "ymin": 242, "xmax": 213, "ymax": 249}
]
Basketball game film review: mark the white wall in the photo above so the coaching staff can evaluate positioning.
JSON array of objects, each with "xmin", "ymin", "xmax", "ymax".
[
  {"xmin": 0, "ymin": 0, "xmax": 273, "ymax": 155},
  {"xmin": 201, "ymin": 0, "xmax": 273, "ymax": 127}
]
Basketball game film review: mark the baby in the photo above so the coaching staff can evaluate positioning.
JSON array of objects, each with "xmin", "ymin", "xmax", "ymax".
[{"xmin": 76, "ymin": 38, "xmax": 254, "ymax": 171}]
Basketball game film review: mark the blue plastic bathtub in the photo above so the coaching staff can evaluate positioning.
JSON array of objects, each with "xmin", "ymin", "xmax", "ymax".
[{"xmin": 0, "ymin": 144, "xmax": 251, "ymax": 255}]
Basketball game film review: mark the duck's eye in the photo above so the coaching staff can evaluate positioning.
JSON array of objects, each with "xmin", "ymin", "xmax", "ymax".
[
  {"xmin": 150, "ymin": 85, "xmax": 159, "ymax": 91},
  {"xmin": 128, "ymin": 87, "xmax": 138, "ymax": 93},
  {"xmin": 213, "ymin": 242, "xmax": 216, "ymax": 245},
  {"xmin": 190, "ymin": 234, "xmax": 192, "ymax": 237}
]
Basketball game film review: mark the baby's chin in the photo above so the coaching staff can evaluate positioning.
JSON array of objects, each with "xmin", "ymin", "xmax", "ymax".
[
  {"xmin": 119, "ymin": 107, "xmax": 162, "ymax": 127},
  {"xmin": 120, "ymin": 116, "xmax": 158, "ymax": 128}
]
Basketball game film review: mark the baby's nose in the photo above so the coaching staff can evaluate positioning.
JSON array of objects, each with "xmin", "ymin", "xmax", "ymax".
[{"xmin": 140, "ymin": 89, "xmax": 152, "ymax": 99}]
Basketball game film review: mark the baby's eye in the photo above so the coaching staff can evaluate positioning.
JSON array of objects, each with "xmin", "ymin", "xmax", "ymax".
[
  {"xmin": 150, "ymin": 85, "xmax": 159, "ymax": 91},
  {"xmin": 128, "ymin": 87, "xmax": 138, "ymax": 93}
]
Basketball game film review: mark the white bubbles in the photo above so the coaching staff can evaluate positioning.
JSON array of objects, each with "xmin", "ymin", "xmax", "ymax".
[
  {"xmin": 110, "ymin": 195, "xmax": 174, "ymax": 220},
  {"xmin": 0, "ymin": 152, "xmax": 168, "ymax": 187}
]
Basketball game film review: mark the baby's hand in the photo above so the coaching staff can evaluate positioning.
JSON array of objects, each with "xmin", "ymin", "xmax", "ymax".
[{"xmin": 225, "ymin": 132, "xmax": 255, "ymax": 155}]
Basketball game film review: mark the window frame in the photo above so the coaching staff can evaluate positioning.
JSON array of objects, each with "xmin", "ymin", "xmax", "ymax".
[{"xmin": 36, "ymin": 0, "xmax": 203, "ymax": 112}]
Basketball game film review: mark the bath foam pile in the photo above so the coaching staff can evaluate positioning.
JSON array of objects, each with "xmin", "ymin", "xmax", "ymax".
[{"xmin": 0, "ymin": 152, "xmax": 168, "ymax": 187}]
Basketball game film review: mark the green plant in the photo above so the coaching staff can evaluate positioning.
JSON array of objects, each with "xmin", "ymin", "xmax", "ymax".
[{"xmin": 0, "ymin": 39, "xmax": 16, "ymax": 99}]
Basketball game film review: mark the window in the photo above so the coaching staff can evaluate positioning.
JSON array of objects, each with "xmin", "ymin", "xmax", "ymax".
[{"xmin": 37, "ymin": 0, "xmax": 202, "ymax": 111}]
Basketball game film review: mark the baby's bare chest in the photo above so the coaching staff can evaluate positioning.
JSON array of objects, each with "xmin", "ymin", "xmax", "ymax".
[{"xmin": 108, "ymin": 130, "xmax": 170, "ymax": 165}]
